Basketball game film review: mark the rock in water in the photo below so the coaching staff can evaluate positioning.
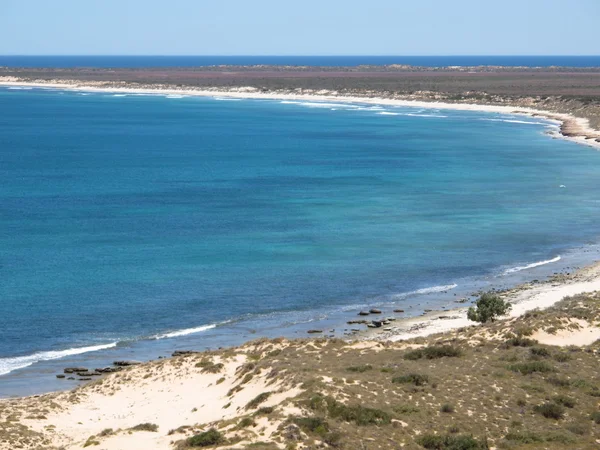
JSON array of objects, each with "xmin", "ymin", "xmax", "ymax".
[
  {"xmin": 64, "ymin": 367, "xmax": 88, "ymax": 374},
  {"xmin": 113, "ymin": 360, "xmax": 142, "ymax": 367}
]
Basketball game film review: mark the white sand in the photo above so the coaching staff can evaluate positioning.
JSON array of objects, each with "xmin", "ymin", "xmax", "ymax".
[{"xmin": 12, "ymin": 348, "xmax": 302, "ymax": 450}]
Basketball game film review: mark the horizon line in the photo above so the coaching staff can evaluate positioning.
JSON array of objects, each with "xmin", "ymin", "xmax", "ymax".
[{"xmin": 1, "ymin": 54, "xmax": 600, "ymax": 57}]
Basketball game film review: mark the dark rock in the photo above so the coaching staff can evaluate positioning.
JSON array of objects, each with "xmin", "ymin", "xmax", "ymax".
[
  {"xmin": 347, "ymin": 320, "xmax": 368, "ymax": 325},
  {"xmin": 64, "ymin": 367, "xmax": 88, "ymax": 374},
  {"xmin": 96, "ymin": 367, "xmax": 122, "ymax": 373},
  {"xmin": 56, "ymin": 374, "xmax": 66, "ymax": 379},
  {"xmin": 358, "ymin": 311, "xmax": 370, "ymax": 316},
  {"xmin": 76, "ymin": 371, "xmax": 101, "ymax": 377},
  {"xmin": 393, "ymin": 309, "xmax": 405, "ymax": 313},
  {"xmin": 171, "ymin": 350, "xmax": 200, "ymax": 357},
  {"xmin": 371, "ymin": 320, "xmax": 383, "ymax": 328},
  {"xmin": 113, "ymin": 360, "xmax": 142, "ymax": 367},
  {"xmin": 79, "ymin": 377, "xmax": 92, "ymax": 381},
  {"xmin": 67, "ymin": 377, "xmax": 75, "ymax": 380},
  {"xmin": 369, "ymin": 308, "xmax": 382, "ymax": 314},
  {"xmin": 307, "ymin": 329, "xmax": 323, "ymax": 334}
]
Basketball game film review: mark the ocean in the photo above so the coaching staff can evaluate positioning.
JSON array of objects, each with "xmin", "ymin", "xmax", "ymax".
[
  {"xmin": 2, "ymin": 86, "xmax": 600, "ymax": 396},
  {"xmin": 1, "ymin": 55, "xmax": 600, "ymax": 68}
]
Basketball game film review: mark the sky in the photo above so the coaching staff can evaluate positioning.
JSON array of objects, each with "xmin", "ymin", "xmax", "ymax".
[{"xmin": 1, "ymin": 0, "xmax": 599, "ymax": 55}]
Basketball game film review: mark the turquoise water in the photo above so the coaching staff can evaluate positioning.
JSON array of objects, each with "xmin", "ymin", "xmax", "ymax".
[{"xmin": 1, "ymin": 87, "xmax": 600, "ymax": 394}]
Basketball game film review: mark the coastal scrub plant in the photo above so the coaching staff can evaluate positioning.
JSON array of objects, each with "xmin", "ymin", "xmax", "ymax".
[{"xmin": 467, "ymin": 292, "xmax": 512, "ymax": 323}]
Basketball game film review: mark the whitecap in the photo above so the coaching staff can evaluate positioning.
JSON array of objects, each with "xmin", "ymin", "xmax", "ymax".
[
  {"xmin": 377, "ymin": 111, "xmax": 400, "ymax": 116},
  {"xmin": 403, "ymin": 113, "xmax": 448, "ymax": 118},
  {"xmin": 398, "ymin": 283, "xmax": 459, "ymax": 297},
  {"xmin": 213, "ymin": 97, "xmax": 242, "ymax": 101},
  {"xmin": 280, "ymin": 101, "xmax": 360, "ymax": 109},
  {"xmin": 504, "ymin": 256, "xmax": 561, "ymax": 274},
  {"xmin": 480, "ymin": 118, "xmax": 547, "ymax": 125},
  {"xmin": 153, "ymin": 320, "xmax": 231, "ymax": 339},
  {"xmin": 153, "ymin": 324, "xmax": 216, "ymax": 339},
  {"xmin": 0, "ymin": 342, "xmax": 118, "ymax": 376}
]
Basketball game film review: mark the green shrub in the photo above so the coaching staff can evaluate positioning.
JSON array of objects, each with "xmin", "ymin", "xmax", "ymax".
[
  {"xmin": 238, "ymin": 417, "xmax": 255, "ymax": 428},
  {"xmin": 392, "ymin": 373, "xmax": 430, "ymax": 386},
  {"xmin": 393, "ymin": 404, "xmax": 420, "ymax": 414},
  {"xmin": 530, "ymin": 347, "xmax": 551, "ymax": 358},
  {"xmin": 504, "ymin": 431, "xmax": 544, "ymax": 443},
  {"xmin": 546, "ymin": 376, "xmax": 572, "ymax": 387},
  {"xmin": 440, "ymin": 404, "xmax": 455, "ymax": 413},
  {"xmin": 130, "ymin": 423, "xmax": 158, "ymax": 432},
  {"xmin": 186, "ymin": 428, "xmax": 224, "ymax": 447},
  {"xmin": 553, "ymin": 352, "xmax": 572, "ymax": 362},
  {"xmin": 553, "ymin": 395, "xmax": 576, "ymax": 408},
  {"xmin": 246, "ymin": 392, "xmax": 271, "ymax": 409},
  {"xmin": 417, "ymin": 433, "xmax": 487, "ymax": 449},
  {"xmin": 255, "ymin": 406, "xmax": 275, "ymax": 415},
  {"xmin": 534, "ymin": 402, "xmax": 565, "ymax": 420},
  {"xmin": 467, "ymin": 292, "xmax": 511, "ymax": 323},
  {"xmin": 292, "ymin": 416, "xmax": 329, "ymax": 435},
  {"xmin": 404, "ymin": 345, "xmax": 462, "ymax": 360},
  {"xmin": 508, "ymin": 361, "xmax": 555, "ymax": 375},
  {"xmin": 345, "ymin": 364, "xmax": 373, "ymax": 373},
  {"xmin": 504, "ymin": 335, "xmax": 537, "ymax": 347},
  {"xmin": 566, "ymin": 421, "xmax": 590, "ymax": 435},
  {"xmin": 309, "ymin": 394, "xmax": 391, "ymax": 426},
  {"xmin": 590, "ymin": 411, "xmax": 600, "ymax": 424}
]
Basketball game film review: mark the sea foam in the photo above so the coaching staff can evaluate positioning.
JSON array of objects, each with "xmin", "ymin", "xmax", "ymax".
[
  {"xmin": 0, "ymin": 342, "xmax": 118, "ymax": 376},
  {"xmin": 504, "ymin": 256, "xmax": 561, "ymax": 274}
]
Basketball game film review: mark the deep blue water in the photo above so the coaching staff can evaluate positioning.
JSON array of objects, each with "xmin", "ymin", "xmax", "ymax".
[
  {"xmin": 1, "ymin": 55, "xmax": 600, "ymax": 68},
  {"xmin": 2, "ymin": 87, "xmax": 600, "ymax": 391}
]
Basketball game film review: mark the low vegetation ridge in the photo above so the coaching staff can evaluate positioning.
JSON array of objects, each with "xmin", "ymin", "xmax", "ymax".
[{"xmin": 2, "ymin": 292, "xmax": 600, "ymax": 449}]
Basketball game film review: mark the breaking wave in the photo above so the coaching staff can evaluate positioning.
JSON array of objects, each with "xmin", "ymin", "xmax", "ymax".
[{"xmin": 504, "ymin": 256, "xmax": 561, "ymax": 274}]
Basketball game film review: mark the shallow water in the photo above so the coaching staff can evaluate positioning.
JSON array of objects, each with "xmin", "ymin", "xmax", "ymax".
[{"xmin": 2, "ymin": 88, "xmax": 600, "ymax": 396}]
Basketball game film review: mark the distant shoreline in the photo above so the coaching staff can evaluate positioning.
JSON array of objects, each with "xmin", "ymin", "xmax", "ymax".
[{"xmin": 2, "ymin": 77, "xmax": 600, "ymax": 149}]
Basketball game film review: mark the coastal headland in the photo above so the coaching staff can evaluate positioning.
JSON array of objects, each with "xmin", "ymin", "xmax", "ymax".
[{"xmin": 2, "ymin": 65, "xmax": 600, "ymax": 449}]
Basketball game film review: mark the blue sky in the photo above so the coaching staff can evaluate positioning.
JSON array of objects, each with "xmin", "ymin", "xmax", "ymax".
[{"xmin": 2, "ymin": 0, "xmax": 599, "ymax": 55}]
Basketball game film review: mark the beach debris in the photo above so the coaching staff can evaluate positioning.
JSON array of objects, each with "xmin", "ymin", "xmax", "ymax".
[{"xmin": 369, "ymin": 308, "xmax": 382, "ymax": 314}]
